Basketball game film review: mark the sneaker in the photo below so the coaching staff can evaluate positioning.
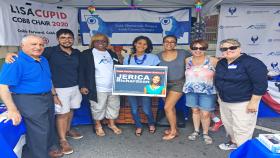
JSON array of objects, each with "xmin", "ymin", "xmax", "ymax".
[
  {"xmin": 203, "ymin": 134, "xmax": 213, "ymax": 145},
  {"xmin": 66, "ymin": 129, "xmax": 83, "ymax": 139},
  {"xmin": 210, "ymin": 121, "xmax": 223, "ymax": 132},
  {"xmin": 60, "ymin": 140, "xmax": 74, "ymax": 155},
  {"xmin": 188, "ymin": 131, "xmax": 200, "ymax": 141},
  {"xmin": 218, "ymin": 142, "xmax": 237, "ymax": 150}
]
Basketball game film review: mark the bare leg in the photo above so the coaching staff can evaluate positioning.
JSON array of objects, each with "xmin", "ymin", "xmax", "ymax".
[
  {"xmin": 192, "ymin": 108, "xmax": 201, "ymax": 132},
  {"xmin": 162, "ymin": 91, "xmax": 182, "ymax": 140},
  {"xmin": 67, "ymin": 110, "xmax": 73, "ymax": 132},
  {"xmin": 56, "ymin": 113, "xmax": 69, "ymax": 141},
  {"xmin": 201, "ymin": 110, "xmax": 211, "ymax": 134}
]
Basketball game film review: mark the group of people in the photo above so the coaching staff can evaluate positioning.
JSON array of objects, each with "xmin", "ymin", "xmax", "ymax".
[{"xmin": 0, "ymin": 28, "xmax": 268, "ymax": 158}]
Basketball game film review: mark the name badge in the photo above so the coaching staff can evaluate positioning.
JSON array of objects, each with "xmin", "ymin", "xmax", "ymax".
[{"xmin": 228, "ymin": 64, "xmax": 237, "ymax": 69}]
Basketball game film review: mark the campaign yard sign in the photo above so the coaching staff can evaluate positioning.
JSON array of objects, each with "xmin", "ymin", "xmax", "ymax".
[
  {"xmin": 113, "ymin": 65, "xmax": 168, "ymax": 97},
  {"xmin": 0, "ymin": 0, "xmax": 78, "ymax": 46}
]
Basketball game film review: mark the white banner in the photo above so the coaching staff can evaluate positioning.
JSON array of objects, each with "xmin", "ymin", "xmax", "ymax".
[
  {"xmin": 0, "ymin": 0, "xmax": 78, "ymax": 46},
  {"xmin": 217, "ymin": 4, "xmax": 280, "ymax": 72},
  {"xmin": 79, "ymin": 8, "xmax": 191, "ymax": 45}
]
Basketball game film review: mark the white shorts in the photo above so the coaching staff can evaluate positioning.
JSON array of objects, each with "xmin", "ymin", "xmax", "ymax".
[
  {"xmin": 89, "ymin": 92, "xmax": 120, "ymax": 120},
  {"xmin": 55, "ymin": 85, "xmax": 82, "ymax": 115}
]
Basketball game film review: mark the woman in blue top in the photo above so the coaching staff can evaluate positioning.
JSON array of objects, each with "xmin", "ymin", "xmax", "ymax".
[{"xmin": 123, "ymin": 36, "xmax": 160, "ymax": 136}]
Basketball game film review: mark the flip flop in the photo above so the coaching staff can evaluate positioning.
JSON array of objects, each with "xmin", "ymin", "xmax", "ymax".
[
  {"xmin": 149, "ymin": 126, "xmax": 156, "ymax": 134},
  {"xmin": 108, "ymin": 125, "xmax": 122, "ymax": 135},
  {"xmin": 135, "ymin": 128, "xmax": 142, "ymax": 137},
  {"xmin": 95, "ymin": 126, "xmax": 106, "ymax": 137}
]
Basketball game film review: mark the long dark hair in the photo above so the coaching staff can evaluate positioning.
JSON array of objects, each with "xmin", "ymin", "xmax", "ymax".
[{"xmin": 131, "ymin": 36, "xmax": 153, "ymax": 54}]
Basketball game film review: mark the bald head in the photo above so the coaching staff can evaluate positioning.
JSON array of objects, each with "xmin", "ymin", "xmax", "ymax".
[{"xmin": 21, "ymin": 35, "xmax": 45, "ymax": 58}]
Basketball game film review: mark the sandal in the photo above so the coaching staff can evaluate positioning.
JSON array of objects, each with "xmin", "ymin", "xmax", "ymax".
[
  {"xmin": 203, "ymin": 134, "xmax": 213, "ymax": 144},
  {"xmin": 164, "ymin": 128, "xmax": 179, "ymax": 135},
  {"xmin": 108, "ymin": 125, "xmax": 122, "ymax": 135},
  {"xmin": 162, "ymin": 131, "xmax": 179, "ymax": 141},
  {"xmin": 188, "ymin": 131, "xmax": 200, "ymax": 141},
  {"xmin": 135, "ymin": 128, "xmax": 142, "ymax": 137},
  {"xmin": 164, "ymin": 129, "xmax": 171, "ymax": 135},
  {"xmin": 149, "ymin": 125, "xmax": 156, "ymax": 134},
  {"xmin": 95, "ymin": 126, "xmax": 106, "ymax": 137}
]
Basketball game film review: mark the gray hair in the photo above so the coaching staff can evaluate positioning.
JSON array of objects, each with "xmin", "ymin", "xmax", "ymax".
[
  {"xmin": 219, "ymin": 38, "xmax": 241, "ymax": 47},
  {"xmin": 20, "ymin": 34, "xmax": 43, "ymax": 45}
]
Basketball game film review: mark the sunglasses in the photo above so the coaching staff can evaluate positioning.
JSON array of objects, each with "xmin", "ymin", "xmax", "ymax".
[
  {"xmin": 219, "ymin": 46, "xmax": 239, "ymax": 52},
  {"xmin": 191, "ymin": 47, "xmax": 207, "ymax": 51},
  {"xmin": 95, "ymin": 40, "xmax": 107, "ymax": 43}
]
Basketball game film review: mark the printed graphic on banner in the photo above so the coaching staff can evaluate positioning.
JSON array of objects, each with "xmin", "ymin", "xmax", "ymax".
[
  {"xmin": 217, "ymin": 4, "xmax": 280, "ymax": 70},
  {"xmin": 79, "ymin": 8, "xmax": 191, "ymax": 45},
  {"xmin": 0, "ymin": 0, "xmax": 78, "ymax": 46},
  {"xmin": 113, "ymin": 65, "xmax": 167, "ymax": 97}
]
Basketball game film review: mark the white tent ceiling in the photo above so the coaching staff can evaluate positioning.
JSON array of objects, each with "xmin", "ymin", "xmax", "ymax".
[{"xmin": 29, "ymin": 0, "xmax": 280, "ymax": 15}]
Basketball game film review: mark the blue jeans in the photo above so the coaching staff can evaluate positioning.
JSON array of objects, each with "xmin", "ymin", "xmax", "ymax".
[{"xmin": 128, "ymin": 96, "xmax": 155, "ymax": 128}]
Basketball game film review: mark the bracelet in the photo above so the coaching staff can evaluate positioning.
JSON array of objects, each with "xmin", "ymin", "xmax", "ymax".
[{"xmin": 52, "ymin": 93, "xmax": 58, "ymax": 96}]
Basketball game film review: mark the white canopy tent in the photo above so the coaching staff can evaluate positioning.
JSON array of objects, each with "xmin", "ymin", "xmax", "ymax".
[{"xmin": 30, "ymin": 0, "xmax": 280, "ymax": 15}]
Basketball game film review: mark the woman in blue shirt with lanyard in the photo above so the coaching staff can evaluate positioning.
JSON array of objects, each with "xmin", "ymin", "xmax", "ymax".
[{"xmin": 123, "ymin": 36, "xmax": 160, "ymax": 136}]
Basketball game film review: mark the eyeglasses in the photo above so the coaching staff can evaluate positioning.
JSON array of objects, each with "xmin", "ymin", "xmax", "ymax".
[
  {"xmin": 164, "ymin": 41, "xmax": 176, "ymax": 44},
  {"xmin": 191, "ymin": 47, "xmax": 207, "ymax": 51},
  {"xmin": 95, "ymin": 40, "xmax": 107, "ymax": 44},
  {"xmin": 219, "ymin": 46, "xmax": 239, "ymax": 52},
  {"xmin": 59, "ymin": 37, "xmax": 73, "ymax": 40}
]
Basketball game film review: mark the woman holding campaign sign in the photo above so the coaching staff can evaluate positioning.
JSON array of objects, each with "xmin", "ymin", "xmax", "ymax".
[
  {"xmin": 123, "ymin": 36, "xmax": 160, "ymax": 136},
  {"xmin": 79, "ymin": 33, "xmax": 122, "ymax": 137},
  {"xmin": 183, "ymin": 39, "xmax": 218, "ymax": 145},
  {"xmin": 157, "ymin": 35, "xmax": 191, "ymax": 140}
]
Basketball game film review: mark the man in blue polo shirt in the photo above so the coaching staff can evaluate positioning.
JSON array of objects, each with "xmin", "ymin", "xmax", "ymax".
[
  {"xmin": 5, "ymin": 29, "xmax": 83, "ymax": 155},
  {"xmin": 0, "ymin": 35, "xmax": 63, "ymax": 158}
]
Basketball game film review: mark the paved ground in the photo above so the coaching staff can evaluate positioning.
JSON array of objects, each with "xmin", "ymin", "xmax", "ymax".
[{"xmin": 64, "ymin": 118, "xmax": 280, "ymax": 158}]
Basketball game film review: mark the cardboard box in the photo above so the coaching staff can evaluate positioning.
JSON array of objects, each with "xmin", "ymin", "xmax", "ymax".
[{"xmin": 258, "ymin": 134, "xmax": 280, "ymax": 153}]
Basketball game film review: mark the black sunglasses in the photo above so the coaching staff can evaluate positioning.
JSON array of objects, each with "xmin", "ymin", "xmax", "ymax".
[
  {"xmin": 191, "ymin": 47, "xmax": 207, "ymax": 51},
  {"xmin": 220, "ymin": 46, "xmax": 239, "ymax": 52}
]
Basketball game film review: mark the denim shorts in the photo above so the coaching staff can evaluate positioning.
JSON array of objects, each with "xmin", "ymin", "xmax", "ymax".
[{"xmin": 185, "ymin": 93, "xmax": 217, "ymax": 112}]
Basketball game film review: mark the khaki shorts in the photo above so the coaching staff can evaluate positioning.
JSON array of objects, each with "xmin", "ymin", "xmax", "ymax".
[
  {"xmin": 167, "ymin": 80, "xmax": 184, "ymax": 92},
  {"xmin": 89, "ymin": 92, "xmax": 120, "ymax": 120},
  {"xmin": 55, "ymin": 86, "xmax": 82, "ymax": 115}
]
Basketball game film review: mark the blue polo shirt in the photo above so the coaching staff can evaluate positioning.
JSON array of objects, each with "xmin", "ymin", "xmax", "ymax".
[
  {"xmin": 0, "ymin": 51, "xmax": 52, "ymax": 94},
  {"xmin": 43, "ymin": 45, "xmax": 80, "ymax": 88},
  {"xmin": 215, "ymin": 53, "xmax": 268, "ymax": 103}
]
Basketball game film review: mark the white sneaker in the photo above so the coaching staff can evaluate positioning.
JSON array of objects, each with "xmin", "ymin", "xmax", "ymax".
[{"xmin": 218, "ymin": 142, "xmax": 237, "ymax": 150}]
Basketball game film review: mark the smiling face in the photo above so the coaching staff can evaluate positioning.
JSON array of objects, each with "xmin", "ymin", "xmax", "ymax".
[
  {"xmin": 90, "ymin": 34, "xmax": 109, "ymax": 51},
  {"xmin": 57, "ymin": 33, "xmax": 74, "ymax": 49},
  {"xmin": 220, "ymin": 42, "xmax": 241, "ymax": 61},
  {"xmin": 163, "ymin": 36, "xmax": 177, "ymax": 51},
  {"xmin": 191, "ymin": 43, "xmax": 206, "ymax": 57},
  {"xmin": 152, "ymin": 75, "xmax": 161, "ymax": 85},
  {"xmin": 21, "ymin": 35, "xmax": 44, "ymax": 58},
  {"xmin": 134, "ymin": 39, "xmax": 148, "ymax": 54},
  {"xmin": 93, "ymin": 38, "xmax": 108, "ymax": 51}
]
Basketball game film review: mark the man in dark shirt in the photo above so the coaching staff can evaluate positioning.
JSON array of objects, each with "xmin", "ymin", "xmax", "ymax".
[
  {"xmin": 45, "ymin": 29, "xmax": 83, "ymax": 155},
  {"xmin": 0, "ymin": 35, "xmax": 63, "ymax": 158},
  {"xmin": 215, "ymin": 38, "xmax": 268, "ymax": 150}
]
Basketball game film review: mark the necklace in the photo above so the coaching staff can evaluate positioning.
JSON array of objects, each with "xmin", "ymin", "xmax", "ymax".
[{"xmin": 134, "ymin": 54, "xmax": 147, "ymax": 65}]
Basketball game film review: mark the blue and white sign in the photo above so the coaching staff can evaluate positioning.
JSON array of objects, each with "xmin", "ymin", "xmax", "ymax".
[
  {"xmin": 217, "ymin": 4, "xmax": 280, "ymax": 73},
  {"xmin": 113, "ymin": 65, "xmax": 168, "ymax": 97},
  {"xmin": 79, "ymin": 8, "xmax": 191, "ymax": 45}
]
